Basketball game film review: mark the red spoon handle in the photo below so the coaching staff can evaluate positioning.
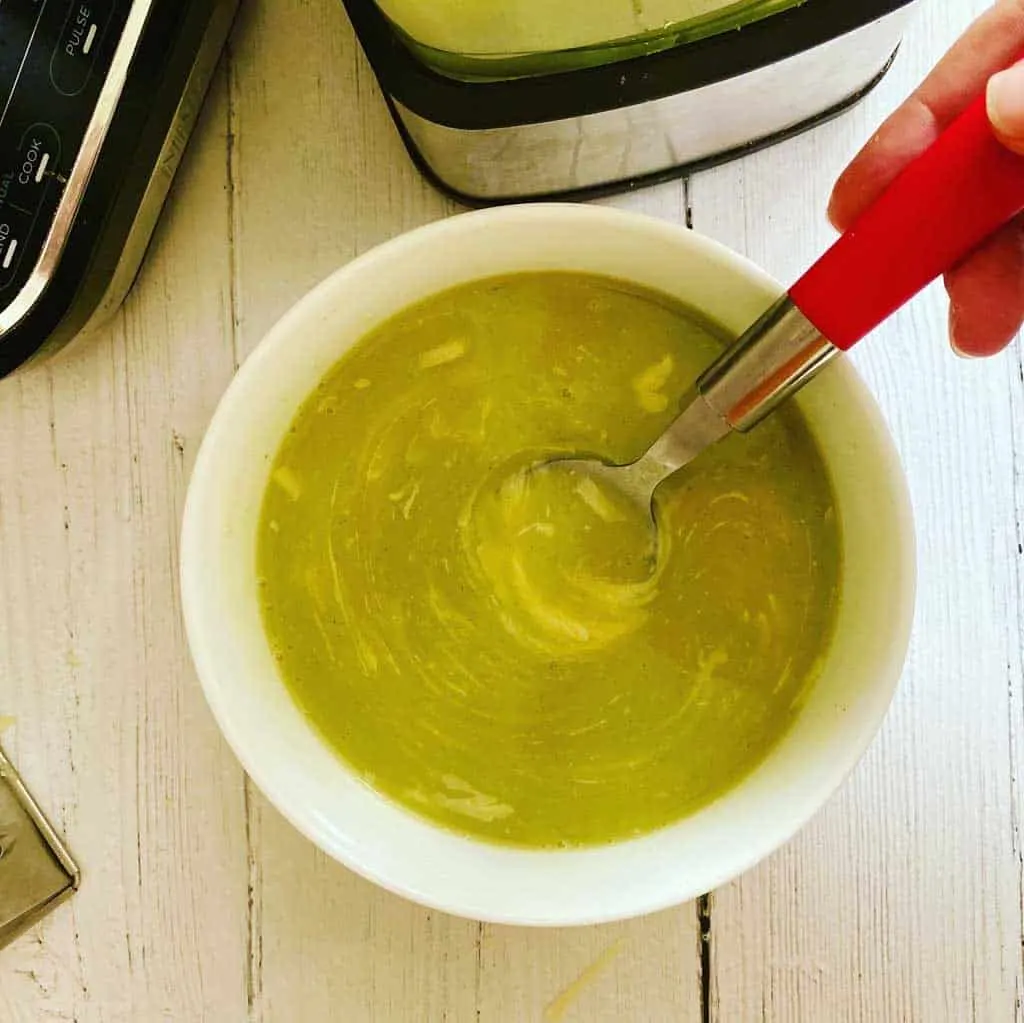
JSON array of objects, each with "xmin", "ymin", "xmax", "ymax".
[{"xmin": 789, "ymin": 91, "xmax": 1024, "ymax": 351}]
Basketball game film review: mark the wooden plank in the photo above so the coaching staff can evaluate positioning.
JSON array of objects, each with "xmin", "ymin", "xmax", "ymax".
[
  {"xmin": 245, "ymin": 790, "xmax": 481, "ymax": 1022},
  {"xmin": 1009, "ymin": 341, "xmax": 1024, "ymax": 1023},
  {"xmin": 471, "ymin": 179, "xmax": 703, "ymax": 1023},
  {"xmin": 223, "ymin": 0, "xmax": 453, "ymax": 363},
  {"xmin": 688, "ymin": 1, "xmax": 1024, "ymax": 1018},
  {"xmin": 477, "ymin": 904, "xmax": 701, "ymax": 1022},
  {"xmin": 0, "ymin": 63, "xmax": 249, "ymax": 1022},
  {"xmin": 486, "ymin": 181, "xmax": 710, "ymax": 1023},
  {"xmin": 227, "ymin": 1, "xmax": 702, "ymax": 1014},
  {"xmin": 223, "ymin": 4, "xmax": 477, "ymax": 1020}
]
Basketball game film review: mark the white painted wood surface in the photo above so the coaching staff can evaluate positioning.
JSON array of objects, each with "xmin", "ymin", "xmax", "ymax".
[{"xmin": 0, "ymin": 0, "xmax": 1020, "ymax": 1019}]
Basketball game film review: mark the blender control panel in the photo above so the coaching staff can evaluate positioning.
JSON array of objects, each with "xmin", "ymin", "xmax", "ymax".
[{"xmin": 0, "ymin": 0, "xmax": 131, "ymax": 308}]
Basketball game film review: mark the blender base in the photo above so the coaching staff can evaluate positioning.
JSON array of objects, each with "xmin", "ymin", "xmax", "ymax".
[{"xmin": 386, "ymin": 52, "xmax": 897, "ymax": 208}]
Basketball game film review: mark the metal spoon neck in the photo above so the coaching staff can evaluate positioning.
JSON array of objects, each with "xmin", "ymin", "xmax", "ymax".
[
  {"xmin": 696, "ymin": 294, "xmax": 838, "ymax": 434},
  {"xmin": 551, "ymin": 295, "xmax": 840, "ymax": 523}
]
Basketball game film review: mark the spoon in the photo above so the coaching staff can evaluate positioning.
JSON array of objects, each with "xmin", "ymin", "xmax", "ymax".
[{"xmin": 552, "ymin": 64, "xmax": 1024, "ymax": 520}]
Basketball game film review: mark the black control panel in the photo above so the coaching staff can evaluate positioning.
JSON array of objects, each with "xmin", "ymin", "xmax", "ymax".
[{"xmin": 0, "ymin": 0, "xmax": 130, "ymax": 306}]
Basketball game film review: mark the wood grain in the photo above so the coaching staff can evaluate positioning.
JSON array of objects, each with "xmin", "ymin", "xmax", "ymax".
[
  {"xmin": 0, "ymin": 0, "xmax": 1021, "ymax": 1020},
  {"xmin": 0, "ymin": 62, "xmax": 248, "ymax": 1021}
]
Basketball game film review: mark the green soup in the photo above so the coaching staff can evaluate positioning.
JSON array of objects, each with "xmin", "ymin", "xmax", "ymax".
[{"xmin": 257, "ymin": 272, "xmax": 841, "ymax": 848}]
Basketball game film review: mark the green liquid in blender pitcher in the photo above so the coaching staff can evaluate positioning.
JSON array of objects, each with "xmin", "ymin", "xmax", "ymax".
[{"xmin": 373, "ymin": 0, "xmax": 809, "ymax": 79}]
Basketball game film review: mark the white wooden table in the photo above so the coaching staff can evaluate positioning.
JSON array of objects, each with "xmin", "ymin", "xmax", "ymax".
[{"xmin": 2, "ymin": 1, "xmax": 1022, "ymax": 1019}]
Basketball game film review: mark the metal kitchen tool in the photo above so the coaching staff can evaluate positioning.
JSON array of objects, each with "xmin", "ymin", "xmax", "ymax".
[
  {"xmin": 551, "ymin": 81, "xmax": 1024, "ymax": 519},
  {"xmin": 0, "ymin": 744, "xmax": 79, "ymax": 950},
  {"xmin": 341, "ymin": 0, "xmax": 919, "ymax": 203},
  {"xmin": 0, "ymin": 0, "xmax": 239, "ymax": 379}
]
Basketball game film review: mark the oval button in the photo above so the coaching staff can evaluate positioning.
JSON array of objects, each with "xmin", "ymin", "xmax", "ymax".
[
  {"xmin": 0, "ymin": 209, "xmax": 33, "ymax": 291},
  {"xmin": 50, "ymin": 1, "xmax": 112, "ymax": 96},
  {"xmin": 10, "ymin": 124, "xmax": 62, "ymax": 211}
]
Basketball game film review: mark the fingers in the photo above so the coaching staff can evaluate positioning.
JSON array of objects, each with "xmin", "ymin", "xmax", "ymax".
[
  {"xmin": 946, "ymin": 215, "xmax": 1024, "ymax": 358},
  {"xmin": 827, "ymin": 99, "xmax": 940, "ymax": 232},
  {"xmin": 829, "ymin": 0, "xmax": 1024, "ymax": 231},
  {"xmin": 910, "ymin": 0, "xmax": 1024, "ymax": 123},
  {"xmin": 988, "ymin": 60, "xmax": 1024, "ymax": 153},
  {"xmin": 827, "ymin": 2, "xmax": 1024, "ymax": 357}
]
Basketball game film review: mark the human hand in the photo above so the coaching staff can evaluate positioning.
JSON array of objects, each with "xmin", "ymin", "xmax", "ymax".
[{"xmin": 828, "ymin": 0, "xmax": 1024, "ymax": 357}]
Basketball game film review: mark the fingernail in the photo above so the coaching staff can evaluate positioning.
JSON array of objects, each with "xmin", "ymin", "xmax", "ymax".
[
  {"xmin": 826, "ymin": 197, "xmax": 840, "ymax": 232},
  {"xmin": 950, "ymin": 337, "xmax": 976, "ymax": 360},
  {"xmin": 987, "ymin": 62, "xmax": 1024, "ymax": 141},
  {"xmin": 949, "ymin": 310, "xmax": 978, "ymax": 360}
]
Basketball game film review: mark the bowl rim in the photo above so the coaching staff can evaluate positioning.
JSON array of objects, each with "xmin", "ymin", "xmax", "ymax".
[{"xmin": 180, "ymin": 202, "xmax": 916, "ymax": 926}]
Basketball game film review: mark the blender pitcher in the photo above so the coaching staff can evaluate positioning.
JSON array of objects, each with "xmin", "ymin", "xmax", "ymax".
[{"xmin": 339, "ymin": 0, "xmax": 920, "ymax": 201}]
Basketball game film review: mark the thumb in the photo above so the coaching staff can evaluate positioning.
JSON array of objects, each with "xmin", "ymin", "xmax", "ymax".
[{"xmin": 987, "ymin": 60, "xmax": 1024, "ymax": 155}]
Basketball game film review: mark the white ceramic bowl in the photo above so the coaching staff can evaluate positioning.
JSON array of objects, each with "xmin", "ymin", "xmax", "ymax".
[{"xmin": 180, "ymin": 204, "xmax": 915, "ymax": 927}]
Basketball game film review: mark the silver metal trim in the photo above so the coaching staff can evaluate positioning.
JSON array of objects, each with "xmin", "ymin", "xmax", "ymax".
[
  {"xmin": 72, "ymin": 0, "xmax": 240, "ymax": 343},
  {"xmin": 698, "ymin": 295, "xmax": 839, "ymax": 432},
  {"xmin": 0, "ymin": 0, "xmax": 160, "ymax": 340},
  {"xmin": 391, "ymin": 4, "xmax": 919, "ymax": 200},
  {"xmin": 0, "ymin": 743, "xmax": 80, "ymax": 951},
  {"xmin": 0, "ymin": 745, "xmax": 79, "ymax": 884}
]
